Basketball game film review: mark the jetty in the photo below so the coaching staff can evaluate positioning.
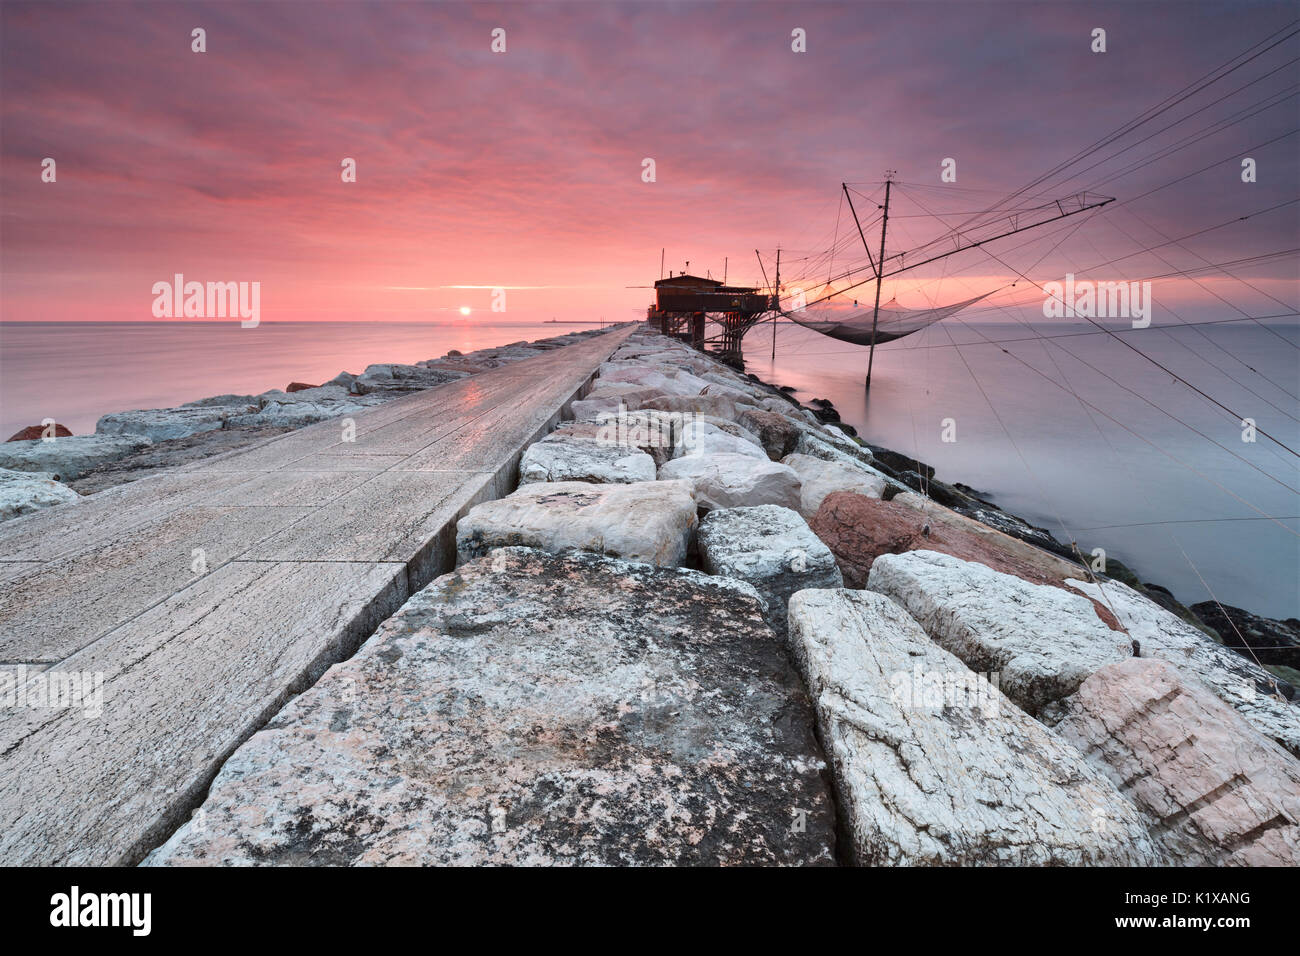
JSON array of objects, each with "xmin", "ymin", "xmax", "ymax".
[
  {"xmin": 1, "ymin": 323, "xmax": 1296, "ymax": 867},
  {"xmin": 0, "ymin": 326, "xmax": 635, "ymax": 865}
]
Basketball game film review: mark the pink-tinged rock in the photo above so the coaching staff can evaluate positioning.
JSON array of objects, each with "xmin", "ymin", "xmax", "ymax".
[
  {"xmin": 1055, "ymin": 658, "xmax": 1300, "ymax": 866},
  {"xmin": 1065, "ymin": 578, "xmax": 1300, "ymax": 757},
  {"xmin": 145, "ymin": 548, "xmax": 837, "ymax": 866},
  {"xmin": 787, "ymin": 588, "xmax": 1162, "ymax": 866}
]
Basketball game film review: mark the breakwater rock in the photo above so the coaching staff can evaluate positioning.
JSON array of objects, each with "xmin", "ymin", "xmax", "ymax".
[
  {"xmin": 52, "ymin": 322, "xmax": 1297, "ymax": 867},
  {"xmin": 146, "ymin": 548, "xmax": 836, "ymax": 866}
]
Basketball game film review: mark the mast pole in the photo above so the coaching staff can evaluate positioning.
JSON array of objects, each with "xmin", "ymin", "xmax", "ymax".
[
  {"xmin": 866, "ymin": 174, "xmax": 893, "ymax": 391},
  {"xmin": 773, "ymin": 247, "xmax": 780, "ymax": 359}
]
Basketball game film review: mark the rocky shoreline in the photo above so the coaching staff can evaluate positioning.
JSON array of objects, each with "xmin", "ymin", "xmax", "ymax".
[{"xmin": 4, "ymin": 323, "xmax": 1297, "ymax": 865}]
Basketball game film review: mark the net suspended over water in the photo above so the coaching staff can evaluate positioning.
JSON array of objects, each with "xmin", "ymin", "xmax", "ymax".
[{"xmin": 778, "ymin": 289, "xmax": 997, "ymax": 345}]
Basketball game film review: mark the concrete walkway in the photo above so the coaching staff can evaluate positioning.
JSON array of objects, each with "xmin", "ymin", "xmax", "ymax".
[{"xmin": 0, "ymin": 325, "xmax": 635, "ymax": 865}]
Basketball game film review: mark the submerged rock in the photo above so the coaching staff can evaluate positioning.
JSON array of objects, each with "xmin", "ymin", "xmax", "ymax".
[
  {"xmin": 0, "ymin": 434, "xmax": 153, "ymax": 482},
  {"xmin": 697, "ymin": 505, "xmax": 841, "ymax": 640},
  {"xmin": 1056, "ymin": 658, "xmax": 1299, "ymax": 866},
  {"xmin": 145, "ymin": 548, "xmax": 837, "ymax": 866},
  {"xmin": 868, "ymin": 550, "xmax": 1133, "ymax": 716},
  {"xmin": 519, "ymin": 435, "xmax": 656, "ymax": 485},
  {"xmin": 658, "ymin": 453, "xmax": 801, "ymax": 513},
  {"xmin": 0, "ymin": 468, "xmax": 78, "ymax": 521},
  {"xmin": 456, "ymin": 479, "xmax": 697, "ymax": 567},
  {"xmin": 1190, "ymin": 601, "xmax": 1300, "ymax": 673},
  {"xmin": 787, "ymin": 588, "xmax": 1161, "ymax": 866}
]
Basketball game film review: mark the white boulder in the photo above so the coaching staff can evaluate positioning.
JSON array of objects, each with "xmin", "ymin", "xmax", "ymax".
[
  {"xmin": 1056, "ymin": 658, "xmax": 1300, "ymax": 866},
  {"xmin": 697, "ymin": 505, "xmax": 842, "ymax": 638},
  {"xmin": 520, "ymin": 435, "xmax": 656, "ymax": 485},
  {"xmin": 867, "ymin": 550, "xmax": 1133, "ymax": 715},
  {"xmin": 1066, "ymin": 577, "xmax": 1300, "ymax": 757},
  {"xmin": 787, "ymin": 588, "xmax": 1162, "ymax": 866},
  {"xmin": 456, "ymin": 479, "xmax": 697, "ymax": 567},
  {"xmin": 781, "ymin": 452, "xmax": 888, "ymax": 518},
  {"xmin": 675, "ymin": 420, "xmax": 768, "ymax": 460},
  {"xmin": 0, "ymin": 468, "xmax": 79, "ymax": 521},
  {"xmin": 0, "ymin": 434, "xmax": 153, "ymax": 482},
  {"xmin": 658, "ymin": 453, "xmax": 801, "ymax": 512}
]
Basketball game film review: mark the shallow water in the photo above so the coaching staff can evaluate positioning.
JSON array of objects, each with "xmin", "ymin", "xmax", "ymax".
[{"xmin": 744, "ymin": 319, "xmax": 1300, "ymax": 619}]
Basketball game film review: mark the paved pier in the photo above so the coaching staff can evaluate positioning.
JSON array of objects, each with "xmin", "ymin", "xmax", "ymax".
[{"xmin": 0, "ymin": 325, "xmax": 635, "ymax": 865}]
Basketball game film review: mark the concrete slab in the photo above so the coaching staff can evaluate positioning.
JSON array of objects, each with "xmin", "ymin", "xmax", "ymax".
[
  {"xmin": 0, "ymin": 326, "xmax": 635, "ymax": 864},
  {"xmin": 0, "ymin": 559, "xmax": 408, "ymax": 866},
  {"xmin": 0, "ymin": 504, "xmax": 318, "ymax": 662}
]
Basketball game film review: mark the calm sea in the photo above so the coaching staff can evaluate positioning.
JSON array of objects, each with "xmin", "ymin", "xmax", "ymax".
[
  {"xmin": 745, "ymin": 319, "xmax": 1300, "ymax": 619},
  {"xmin": 0, "ymin": 319, "xmax": 610, "ymax": 437},
  {"xmin": 1, "ymin": 317, "xmax": 1296, "ymax": 617}
]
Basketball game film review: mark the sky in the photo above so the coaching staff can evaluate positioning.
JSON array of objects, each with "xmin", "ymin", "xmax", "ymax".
[{"xmin": 2, "ymin": 0, "xmax": 1297, "ymax": 325}]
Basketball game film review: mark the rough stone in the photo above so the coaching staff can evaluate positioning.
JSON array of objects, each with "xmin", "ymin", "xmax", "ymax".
[
  {"xmin": 96, "ymin": 405, "xmax": 253, "ymax": 442},
  {"xmin": 227, "ymin": 398, "xmax": 376, "ymax": 429},
  {"xmin": 0, "ymin": 434, "xmax": 154, "ymax": 482},
  {"xmin": 791, "ymin": 426, "xmax": 890, "ymax": 481},
  {"xmin": 145, "ymin": 548, "xmax": 837, "ymax": 866},
  {"xmin": 0, "ymin": 469, "xmax": 79, "ymax": 521},
  {"xmin": 180, "ymin": 393, "xmax": 261, "ymax": 408},
  {"xmin": 351, "ymin": 363, "xmax": 470, "ymax": 395},
  {"xmin": 569, "ymin": 386, "xmax": 666, "ymax": 419},
  {"xmin": 697, "ymin": 505, "xmax": 841, "ymax": 639},
  {"xmin": 548, "ymin": 419, "xmax": 674, "ymax": 468},
  {"xmin": 7, "ymin": 424, "xmax": 73, "ymax": 442},
  {"xmin": 639, "ymin": 394, "xmax": 748, "ymax": 421},
  {"xmin": 658, "ymin": 453, "xmax": 801, "ymax": 512},
  {"xmin": 1055, "ymin": 658, "xmax": 1300, "ymax": 866},
  {"xmin": 811, "ymin": 490, "xmax": 1115, "ymax": 634},
  {"xmin": 519, "ymin": 435, "xmax": 656, "ymax": 485},
  {"xmin": 456, "ymin": 479, "xmax": 697, "ymax": 567},
  {"xmin": 1066, "ymin": 578, "xmax": 1300, "ymax": 757},
  {"xmin": 784, "ymin": 455, "xmax": 888, "ymax": 520},
  {"xmin": 675, "ymin": 420, "xmax": 768, "ymax": 460},
  {"xmin": 736, "ymin": 408, "xmax": 801, "ymax": 460},
  {"xmin": 787, "ymin": 588, "xmax": 1162, "ymax": 866},
  {"xmin": 1190, "ymin": 601, "xmax": 1300, "ymax": 672},
  {"xmin": 868, "ymin": 550, "xmax": 1133, "ymax": 716}
]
